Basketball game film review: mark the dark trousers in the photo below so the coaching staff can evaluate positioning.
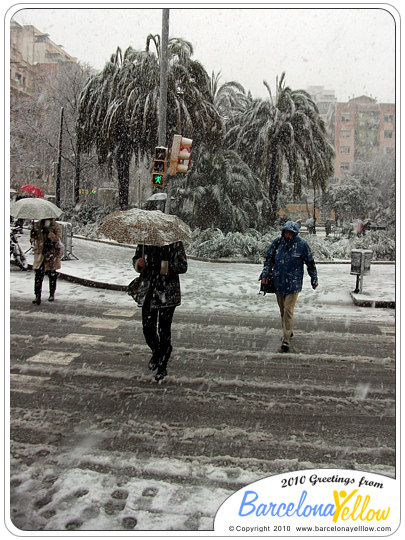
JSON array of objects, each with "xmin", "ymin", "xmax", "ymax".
[
  {"xmin": 142, "ymin": 302, "xmax": 175, "ymax": 363},
  {"xmin": 34, "ymin": 266, "xmax": 58, "ymax": 298}
]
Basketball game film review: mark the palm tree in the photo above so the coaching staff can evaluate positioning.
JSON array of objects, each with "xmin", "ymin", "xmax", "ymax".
[
  {"xmin": 77, "ymin": 38, "xmax": 222, "ymax": 208},
  {"xmin": 208, "ymin": 71, "xmax": 249, "ymax": 121},
  {"xmin": 173, "ymin": 144, "xmax": 266, "ymax": 233},
  {"xmin": 77, "ymin": 47, "xmax": 131, "ymax": 207},
  {"xmin": 226, "ymin": 73, "xmax": 334, "ymax": 222}
]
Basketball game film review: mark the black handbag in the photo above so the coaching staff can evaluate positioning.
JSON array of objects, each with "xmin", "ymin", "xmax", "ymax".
[
  {"xmin": 258, "ymin": 236, "xmax": 281, "ymax": 295},
  {"xmin": 127, "ymin": 277, "xmax": 141, "ymax": 300},
  {"xmin": 259, "ymin": 273, "xmax": 276, "ymax": 295}
]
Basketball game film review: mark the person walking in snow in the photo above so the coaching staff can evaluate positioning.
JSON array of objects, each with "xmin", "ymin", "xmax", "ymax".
[
  {"xmin": 132, "ymin": 242, "xmax": 188, "ymax": 382},
  {"xmin": 260, "ymin": 221, "xmax": 318, "ymax": 352},
  {"xmin": 30, "ymin": 218, "xmax": 62, "ymax": 305}
]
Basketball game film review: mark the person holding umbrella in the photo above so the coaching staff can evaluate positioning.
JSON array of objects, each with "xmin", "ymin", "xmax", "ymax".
[
  {"xmin": 99, "ymin": 208, "xmax": 191, "ymax": 382},
  {"xmin": 10, "ymin": 198, "xmax": 64, "ymax": 305},
  {"xmin": 30, "ymin": 218, "xmax": 63, "ymax": 304},
  {"xmin": 132, "ymin": 242, "xmax": 188, "ymax": 382}
]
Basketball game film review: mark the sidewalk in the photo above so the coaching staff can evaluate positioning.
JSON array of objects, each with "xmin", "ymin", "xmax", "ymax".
[{"xmin": 16, "ymin": 233, "xmax": 396, "ymax": 309}]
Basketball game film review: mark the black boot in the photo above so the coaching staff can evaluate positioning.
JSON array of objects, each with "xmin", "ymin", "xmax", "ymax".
[
  {"xmin": 148, "ymin": 351, "xmax": 161, "ymax": 371},
  {"xmin": 155, "ymin": 363, "xmax": 167, "ymax": 382},
  {"xmin": 33, "ymin": 269, "xmax": 44, "ymax": 305},
  {"xmin": 49, "ymin": 272, "xmax": 57, "ymax": 302},
  {"xmin": 154, "ymin": 345, "xmax": 172, "ymax": 382}
]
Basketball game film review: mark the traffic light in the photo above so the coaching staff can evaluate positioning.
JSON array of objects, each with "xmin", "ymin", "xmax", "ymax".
[
  {"xmin": 152, "ymin": 146, "xmax": 168, "ymax": 186},
  {"xmin": 168, "ymin": 135, "xmax": 193, "ymax": 175}
]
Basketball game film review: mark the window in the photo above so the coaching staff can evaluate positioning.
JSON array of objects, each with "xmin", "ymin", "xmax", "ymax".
[
  {"xmin": 340, "ymin": 146, "xmax": 350, "ymax": 154},
  {"xmin": 34, "ymin": 34, "xmax": 49, "ymax": 43},
  {"xmin": 385, "ymin": 147, "xmax": 394, "ymax": 155},
  {"xmin": 340, "ymin": 130, "xmax": 351, "ymax": 138},
  {"xmin": 384, "ymin": 130, "xmax": 393, "ymax": 139},
  {"xmin": 46, "ymin": 52, "xmax": 62, "ymax": 60},
  {"xmin": 340, "ymin": 163, "xmax": 350, "ymax": 171},
  {"xmin": 341, "ymin": 113, "xmax": 350, "ymax": 122},
  {"xmin": 384, "ymin": 114, "xmax": 393, "ymax": 123}
]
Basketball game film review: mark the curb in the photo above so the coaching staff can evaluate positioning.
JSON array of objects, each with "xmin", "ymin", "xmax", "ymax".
[
  {"xmin": 11, "ymin": 261, "xmax": 128, "ymax": 292},
  {"xmin": 350, "ymin": 292, "xmax": 395, "ymax": 309},
  {"xmin": 57, "ymin": 271, "xmax": 128, "ymax": 292}
]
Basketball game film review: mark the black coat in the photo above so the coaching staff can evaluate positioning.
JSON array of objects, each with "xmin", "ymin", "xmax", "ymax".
[{"xmin": 132, "ymin": 242, "xmax": 188, "ymax": 308}]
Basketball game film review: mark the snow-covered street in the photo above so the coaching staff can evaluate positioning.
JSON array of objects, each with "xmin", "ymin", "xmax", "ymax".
[{"xmin": 7, "ymin": 236, "xmax": 396, "ymax": 534}]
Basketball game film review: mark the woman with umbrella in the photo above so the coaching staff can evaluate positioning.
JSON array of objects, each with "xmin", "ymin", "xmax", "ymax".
[
  {"xmin": 10, "ymin": 198, "xmax": 64, "ymax": 305},
  {"xmin": 132, "ymin": 241, "xmax": 188, "ymax": 382},
  {"xmin": 30, "ymin": 218, "xmax": 62, "ymax": 304},
  {"xmin": 99, "ymin": 208, "xmax": 190, "ymax": 382}
]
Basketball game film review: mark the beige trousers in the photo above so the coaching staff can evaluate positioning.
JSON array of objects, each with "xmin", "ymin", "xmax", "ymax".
[{"xmin": 276, "ymin": 292, "xmax": 299, "ymax": 344}]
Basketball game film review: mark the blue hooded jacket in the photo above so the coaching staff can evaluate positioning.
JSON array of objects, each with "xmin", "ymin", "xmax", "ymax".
[{"xmin": 261, "ymin": 221, "xmax": 318, "ymax": 295}]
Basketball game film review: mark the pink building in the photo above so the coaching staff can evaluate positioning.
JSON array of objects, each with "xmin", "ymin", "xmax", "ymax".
[{"xmin": 328, "ymin": 96, "xmax": 395, "ymax": 180}]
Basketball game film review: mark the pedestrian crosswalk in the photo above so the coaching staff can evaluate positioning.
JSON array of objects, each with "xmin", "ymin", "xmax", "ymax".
[{"xmin": 9, "ymin": 298, "xmax": 396, "ymax": 531}]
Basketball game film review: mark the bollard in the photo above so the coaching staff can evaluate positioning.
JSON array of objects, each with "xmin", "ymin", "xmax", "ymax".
[{"xmin": 350, "ymin": 249, "xmax": 372, "ymax": 293}]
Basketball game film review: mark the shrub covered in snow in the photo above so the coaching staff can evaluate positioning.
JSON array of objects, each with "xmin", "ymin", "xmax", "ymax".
[
  {"xmin": 186, "ymin": 228, "xmax": 280, "ymax": 263},
  {"xmin": 62, "ymin": 203, "xmax": 115, "ymax": 239},
  {"xmin": 322, "ymin": 231, "xmax": 395, "ymax": 261},
  {"xmin": 186, "ymin": 228, "xmax": 394, "ymax": 262},
  {"xmin": 66, "ymin": 206, "xmax": 395, "ymax": 262}
]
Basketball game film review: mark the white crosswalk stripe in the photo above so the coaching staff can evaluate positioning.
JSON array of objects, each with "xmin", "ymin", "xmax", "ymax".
[
  {"xmin": 10, "ymin": 373, "xmax": 50, "ymax": 394},
  {"xmin": 379, "ymin": 325, "xmax": 396, "ymax": 336},
  {"xmin": 83, "ymin": 320, "xmax": 120, "ymax": 329},
  {"xmin": 64, "ymin": 333, "xmax": 103, "ymax": 343},
  {"xmin": 26, "ymin": 350, "xmax": 81, "ymax": 365},
  {"xmin": 103, "ymin": 308, "xmax": 136, "ymax": 318}
]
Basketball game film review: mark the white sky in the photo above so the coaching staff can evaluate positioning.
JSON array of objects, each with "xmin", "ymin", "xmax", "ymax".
[{"xmin": 8, "ymin": 3, "xmax": 398, "ymax": 103}]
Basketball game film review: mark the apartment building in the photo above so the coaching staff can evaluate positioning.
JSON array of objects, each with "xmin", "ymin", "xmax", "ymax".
[
  {"xmin": 306, "ymin": 85, "xmax": 337, "ymax": 123},
  {"xmin": 327, "ymin": 96, "xmax": 395, "ymax": 180},
  {"xmin": 10, "ymin": 20, "xmax": 77, "ymax": 104}
]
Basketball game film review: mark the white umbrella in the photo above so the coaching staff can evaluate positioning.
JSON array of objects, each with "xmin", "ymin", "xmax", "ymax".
[
  {"xmin": 98, "ymin": 208, "xmax": 191, "ymax": 247},
  {"xmin": 10, "ymin": 198, "xmax": 63, "ymax": 220},
  {"xmin": 147, "ymin": 193, "xmax": 167, "ymax": 201}
]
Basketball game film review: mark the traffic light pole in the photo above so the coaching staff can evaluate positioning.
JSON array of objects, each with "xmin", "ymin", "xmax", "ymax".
[
  {"xmin": 158, "ymin": 8, "xmax": 169, "ymax": 147},
  {"xmin": 158, "ymin": 8, "xmax": 171, "ymax": 213}
]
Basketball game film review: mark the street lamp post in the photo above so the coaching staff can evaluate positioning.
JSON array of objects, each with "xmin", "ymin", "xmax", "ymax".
[{"xmin": 56, "ymin": 107, "xmax": 64, "ymax": 208}]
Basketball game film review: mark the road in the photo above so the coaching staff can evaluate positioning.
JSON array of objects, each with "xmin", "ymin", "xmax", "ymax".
[{"xmin": 9, "ymin": 280, "xmax": 395, "ymax": 532}]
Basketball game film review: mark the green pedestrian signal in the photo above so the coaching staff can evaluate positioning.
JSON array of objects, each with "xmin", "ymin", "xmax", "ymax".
[
  {"xmin": 152, "ymin": 173, "xmax": 164, "ymax": 186},
  {"xmin": 151, "ymin": 146, "xmax": 168, "ymax": 187}
]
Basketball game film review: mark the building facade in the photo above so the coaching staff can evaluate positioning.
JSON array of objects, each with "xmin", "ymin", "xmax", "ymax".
[
  {"xmin": 327, "ymin": 96, "xmax": 395, "ymax": 180},
  {"xmin": 10, "ymin": 20, "xmax": 78, "ymax": 193},
  {"xmin": 10, "ymin": 20, "xmax": 77, "ymax": 104},
  {"xmin": 306, "ymin": 85, "xmax": 337, "ymax": 124}
]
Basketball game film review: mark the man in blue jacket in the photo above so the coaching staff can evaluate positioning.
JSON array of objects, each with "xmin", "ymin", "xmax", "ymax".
[{"xmin": 260, "ymin": 221, "xmax": 318, "ymax": 352}]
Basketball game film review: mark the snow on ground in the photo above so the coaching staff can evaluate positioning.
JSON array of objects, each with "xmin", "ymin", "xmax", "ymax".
[
  {"xmin": 7, "ymin": 234, "xmax": 397, "ymax": 535},
  {"xmin": 12, "ymin": 234, "xmax": 396, "ymax": 323}
]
